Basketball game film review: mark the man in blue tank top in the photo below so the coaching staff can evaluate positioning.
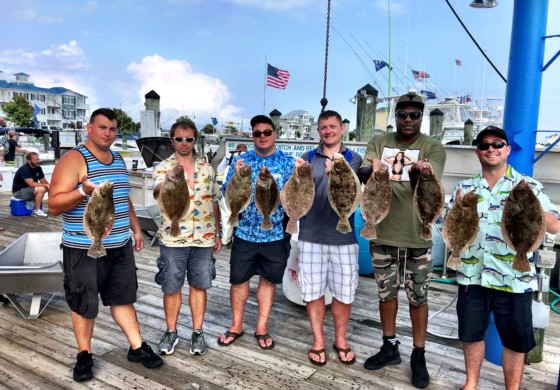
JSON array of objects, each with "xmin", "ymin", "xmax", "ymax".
[{"xmin": 49, "ymin": 108, "xmax": 163, "ymax": 382}]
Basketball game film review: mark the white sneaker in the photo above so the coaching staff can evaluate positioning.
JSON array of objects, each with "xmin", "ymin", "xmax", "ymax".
[{"xmin": 31, "ymin": 209, "xmax": 48, "ymax": 218}]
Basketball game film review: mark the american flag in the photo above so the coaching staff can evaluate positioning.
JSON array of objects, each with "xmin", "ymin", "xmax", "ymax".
[
  {"xmin": 412, "ymin": 70, "xmax": 430, "ymax": 79},
  {"xmin": 455, "ymin": 59, "xmax": 462, "ymax": 67},
  {"xmin": 266, "ymin": 64, "xmax": 290, "ymax": 90}
]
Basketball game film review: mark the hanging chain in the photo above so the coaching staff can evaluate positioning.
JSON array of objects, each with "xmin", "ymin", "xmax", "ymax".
[{"xmin": 320, "ymin": 0, "xmax": 331, "ymax": 113}]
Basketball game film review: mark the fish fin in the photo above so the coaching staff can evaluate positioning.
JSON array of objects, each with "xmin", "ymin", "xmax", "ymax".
[
  {"xmin": 360, "ymin": 223, "xmax": 377, "ymax": 240},
  {"xmin": 228, "ymin": 214, "xmax": 238, "ymax": 228},
  {"xmin": 447, "ymin": 255, "xmax": 462, "ymax": 270},
  {"xmin": 512, "ymin": 254, "xmax": 531, "ymax": 273},
  {"xmin": 170, "ymin": 222, "xmax": 180, "ymax": 237},
  {"xmin": 261, "ymin": 218, "xmax": 273, "ymax": 230},
  {"xmin": 419, "ymin": 225, "xmax": 432, "ymax": 241},
  {"xmin": 286, "ymin": 218, "xmax": 298, "ymax": 235},
  {"xmin": 336, "ymin": 219, "xmax": 352, "ymax": 234},
  {"xmin": 88, "ymin": 241, "xmax": 106, "ymax": 259}
]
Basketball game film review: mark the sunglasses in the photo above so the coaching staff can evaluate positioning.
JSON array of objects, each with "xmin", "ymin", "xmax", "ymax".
[
  {"xmin": 173, "ymin": 137, "xmax": 196, "ymax": 143},
  {"xmin": 396, "ymin": 111, "xmax": 422, "ymax": 121},
  {"xmin": 477, "ymin": 141, "xmax": 507, "ymax": 151},
  {"xmin": 252, "ymin": 129, "xmax": 274, "ymax": 138}
]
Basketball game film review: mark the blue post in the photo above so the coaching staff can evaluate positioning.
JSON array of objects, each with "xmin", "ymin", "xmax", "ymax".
[{"xmin": 502, "ymin": 0, "xmax": 549, "ymax": 176}]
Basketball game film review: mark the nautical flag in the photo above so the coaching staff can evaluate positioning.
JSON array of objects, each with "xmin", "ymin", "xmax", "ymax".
[
  {"xmin": 421, "ymin": 90, "xmax": 437, "ymax": 100},
  {"xmin": 458, "ymin": 95, "xmax": 472, "ymax": 104},
  {"xmin": 373, "ymin": 60, "xmax": 392, "ymax": 72},
  {"xmin": 412, "ymin": 70, "xmax": 430, "ymax": 79},
  {"xmin": 33, "ymin": 104, "xmax": 40, "ymax": 128},
  {"xmin": 455, "ymin": 59, "xmax": 462, "ymax": 66},
  {"xmin": 211, "ymin": 117, "xmax": 218, "ymax": 126},
  {"xmin": 266, "ymin": 63, "xmax": 290, "ymax": 90}
]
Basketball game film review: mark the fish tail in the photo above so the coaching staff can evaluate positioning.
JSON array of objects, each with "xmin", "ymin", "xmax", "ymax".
[
  {"xmin": 336, "ymin": 219, "xmax": 352, "ymax": 234},
  {"xmin": 228, "ymin": 214, "xmax": 238, "ymax": 228},
  {"xmin": 261, "ymin": 218, "xmax": 273, "ymax": 230},
  {"xmin": 285, "ymin": 218, "xmax": 298, "ymax": 235},
  {"xmin": 512, "ymin": 253, "xmax": 531, "ymax": 273},
  {"xmin": 88, "ymin": 241, "xmax": 106, "ymax": 259},
  {"xmin": 419, "ymin": 225, "xmax": 432, "ymax": 241},
  {"xmin": 170, "ymin": 222, "xmax": 181, "ymax": 237},
  {"xmin": 360, "ymin": 223, "xmax": 377, "ymax": 240},
  {"xmin": 447, "ymin": 254, "xmax": 462, "ymax": 270}
]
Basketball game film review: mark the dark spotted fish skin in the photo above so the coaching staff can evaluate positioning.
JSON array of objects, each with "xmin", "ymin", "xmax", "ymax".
[
  {"xmin": 443, "ymin": 190, "xmax": 479, "ymax": 270},
  {"xmin": 84, "ymin": 180, "xmax": 115, "ymax": 259},
  {"xmin": 158, "ymin": 163, "xmax": 190, "ymax": 237},
  {"xmin": 280, "ymin": 162, "xmax": 315, "ymax": 234},
  {"xmin": 413, "ymin": 165, "xmax": 445, "ymax": 240},
  {"xmin": 255, "ymin": 166, "xmax": 280, "ymax": 230},
  {"xmin": 360, "ymin": 164, "xmax": 392, "ymax": 240},
  {"xmin": 225, "ymin": 164, "xmax": 252, "ymax": 227},
  {"xmin": 501, "ymin": 180, "xmax": 545, "ymax": 272},
  {"xmin": 328, "ymin": 153, "xmax": 361, "ymax": 234}
]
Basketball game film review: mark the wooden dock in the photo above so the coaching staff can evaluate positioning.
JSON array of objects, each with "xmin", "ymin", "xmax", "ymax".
[{"xmin": 0, "ymin": 192, "xmax": 558, "ymax": 389}]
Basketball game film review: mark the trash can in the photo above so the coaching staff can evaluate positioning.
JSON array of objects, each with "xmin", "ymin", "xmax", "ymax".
[
  {"xmin": 484, "ymin": 312, "xmax": 503, "ymax": 366},
  {"xmin": 354, "ymin": 206, "xmax": 373, "ymax": 275}
]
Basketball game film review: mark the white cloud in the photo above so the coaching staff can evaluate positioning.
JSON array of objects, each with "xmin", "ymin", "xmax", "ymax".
[
  {"xmin": 0, "ymin": 49, "xmax": 36, "ymax": 65},
  {"xmin": 127, "ymin": 55, "xmax": 242, "ymax": 126},
  {"xmin": 42, "ymin": 40, "xmax": 84, "ymax": 57}
]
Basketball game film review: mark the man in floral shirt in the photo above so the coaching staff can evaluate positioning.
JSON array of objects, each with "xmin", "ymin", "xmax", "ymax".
[{"xmin": 152, "ymin": 121, "xmax": 222, "ymax": 356}]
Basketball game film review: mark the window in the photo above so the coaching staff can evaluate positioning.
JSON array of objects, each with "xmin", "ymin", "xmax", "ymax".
[
  {"xmin": 39, "ymin": 94, "xmax": 46, "ymax": 102},
  {"xmin": 30, "ymin": 93, "xmax": 36, "ymax": 101},
  {"xmin": 63, "ymin": 96, "xmax": 76, "ymax": 105}
]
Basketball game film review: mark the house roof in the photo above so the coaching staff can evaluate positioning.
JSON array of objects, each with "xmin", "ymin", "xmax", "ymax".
[
  {"xmin": 0, "ymin": 80, "xmax": 87, "ymax": 97},
  {"xmin": 281, "ymin": 109, "xmax": 314, "ymax": 119},
  {"xmin": 145, "ymin": 90, "xmax": 160, "ymax": 99}
]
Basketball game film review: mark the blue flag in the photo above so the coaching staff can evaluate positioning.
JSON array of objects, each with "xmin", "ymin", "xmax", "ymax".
[
  {"xmin": 373, "ymin": 60, "xmax": 392, "ymax": 72},
  {"xmin": 211, "ymin": 117, "xmax": 218, "ymax": 126},
  {"xmin": 421, "ymin": 90, "xmax": 437, "ymax": 100},
  {"xmin": 33, "ymin": 104, "xmax": 40, "ymax": 128}
]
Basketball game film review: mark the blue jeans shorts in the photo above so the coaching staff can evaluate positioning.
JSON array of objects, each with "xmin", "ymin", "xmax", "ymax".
[
  {"xmin": 155, "ymin": 245, "xmax": 215, "ymax": 293},
  {"xmin": 456, "ymin": 284, "xmax": 536, "ymax": 353}
]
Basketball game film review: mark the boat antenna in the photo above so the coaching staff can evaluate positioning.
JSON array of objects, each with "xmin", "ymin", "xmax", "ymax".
[{"xmin": 320, "ymin": 0, "xmax": 331, "ymax": 113}]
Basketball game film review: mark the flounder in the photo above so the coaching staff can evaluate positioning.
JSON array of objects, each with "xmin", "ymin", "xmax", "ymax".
[
  {"xmin": 360, "ymin": 164, "xmax": 392, "ymax": 240},
  {"xmin": 255, "ymin": 166, "xmax": 280, "ymax": 230},
  {"xmin": 443, "ymin": 189, "xmax": 480, "ymax": 270},
  {"xmin": 84, "ymin": 180, "xmax": 115, "ymax": 259},
  {"xmin": 280, "ymin": 162, "xmax": 315, "ymax": 234},
  {"xmin": 158, "ymin": 163, "xmax": 190, "ymax": 237},
  {"xmin": 225, "ymin": 164, "xmax": 252, "ymax": 227},
  {"xmin": 413, "ymin": 163, "xmax": 445, "ymax": 240},
  {"xmin": 501, "ymin": 180, "xmax": 546, "ymax": 273},
  {"xmin": 328, "ymin": 153, "xmax": 361, "ymax": 234}
]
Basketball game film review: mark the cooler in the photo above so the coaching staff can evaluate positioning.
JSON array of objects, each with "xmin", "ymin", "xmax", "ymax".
[{"xmin": 10, "ymin": 197, "xmax": 41, "ymax": 216}]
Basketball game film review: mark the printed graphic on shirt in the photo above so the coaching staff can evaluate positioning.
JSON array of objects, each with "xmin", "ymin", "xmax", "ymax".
[{"xmin": 381, "ymin": 147, "xmax": 420, "ymax": 181}]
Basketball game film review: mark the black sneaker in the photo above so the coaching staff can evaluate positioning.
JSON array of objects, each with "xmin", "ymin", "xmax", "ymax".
[
  {"xmin": 410, "ymin": 347, "xmax": 430, "ymax": 388},
  {"xmin": 364, "ymin": 339, "xmax": 401, "ymax": 370},
  {"xmin": 127, "ymin": 342, "xmax": 163, "ymax": 368},
  {"xmin": 73, "ymin": 350, "xmax": 93, "ymax": 382}
]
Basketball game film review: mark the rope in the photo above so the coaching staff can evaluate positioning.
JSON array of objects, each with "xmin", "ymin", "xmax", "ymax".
[{"xmin": 320, "ymin": 0, "xmax": 331, "ymax": 113}]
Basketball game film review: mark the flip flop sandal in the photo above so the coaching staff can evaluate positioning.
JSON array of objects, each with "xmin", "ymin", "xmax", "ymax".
[
  {"xmin": 254, "ymin": 332, "xmax": 275, "ymax": 350},
  {"xmin": 309, "ymin": 348, "xmax": 327, "ymax": 366},
  {"xmin": 217, "ymin": 330, "xmax": 244, "ymax": 346},
  {"xmin": 333, "ymin": 344, "xmax": 356, "ymax": 365}
]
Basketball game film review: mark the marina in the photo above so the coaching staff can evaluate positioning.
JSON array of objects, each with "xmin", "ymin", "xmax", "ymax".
[{"xmin": 0, "ymin": 192, "xmax": 559, "ymax": 389}]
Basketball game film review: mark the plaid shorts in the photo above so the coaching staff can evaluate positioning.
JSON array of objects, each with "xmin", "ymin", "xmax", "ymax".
[{"xmin": 297, "ymin": 241, "xmax": 359, "ymax": 304}]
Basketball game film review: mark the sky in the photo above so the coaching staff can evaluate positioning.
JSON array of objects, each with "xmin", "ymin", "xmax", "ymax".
[{"xmin": 1, "ymin": 0, "xmax": 559, "ymax": 141}]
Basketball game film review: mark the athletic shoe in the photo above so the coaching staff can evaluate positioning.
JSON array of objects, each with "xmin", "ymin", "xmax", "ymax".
[
  {"xmin": 410, "ymin": 347, "xmax": 430, "ymax": 388},
  {"xmin": 190, "ymin": 330, "xmax": 206, "ymax": 355},
  {"xmin": 127, "ymin": 342, "xmax": 163, "ymax": 368},
  {"xmin": 73, "ymin": 350, "xmax": 93, "ymax": 382},
  {"xmin": 364, "ymin": 338, "xmax": 401, "ymax": 370},
  {"xmin": 158, "ymin": 329, "xmax": 179, "ymax": 355},
  {"xmin": 31, "ymin": 209, "xmax": 48, "ymax": 218}
]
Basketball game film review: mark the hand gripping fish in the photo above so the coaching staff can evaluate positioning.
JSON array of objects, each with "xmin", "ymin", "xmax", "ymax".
[
  {"xmin": 255, "ymin": 166, "xmax": 280, "ymax": 230},
  {"xmin": 224, "ymin": 164, "xmax": 252, "ymax": 227},
  {"xmin": 360, "ymin": 164, "xmax": 392, "ymax": 240},
  {"xmin": 413, "ymin": 162, "xmax": 445, "ymax": 240},
  {"xmin": 280, "ymin": 162, "xmax": 315, "ymax": 235},
  {"xmin": 158, "ymin": 163, "xmax": 190, "ymax": 237},
  {"xmin": 327, "ymin": 153, "xmax": 361, "ymax": 234},
  {"xmin": 84, "ymin": 180, "xmax": 115, "ymax": 259}
]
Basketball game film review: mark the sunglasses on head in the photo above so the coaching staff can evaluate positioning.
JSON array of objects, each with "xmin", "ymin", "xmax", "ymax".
[
  {"xmin": 396, "ymin": 111, "xmax": 422, "ymax": 121},
  {"xmin": 252, "ymin": 129, "xmax": 274, "ymax": 138},
  {"xmin": 477, "ymin": 141, "xmax": 507, "ymax": 151},
  {"xmin": 173, "ymin": 137, "xmax": 196, "ymax": 143}
]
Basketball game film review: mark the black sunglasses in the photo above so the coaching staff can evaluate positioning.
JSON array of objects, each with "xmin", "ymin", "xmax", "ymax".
[
  {"xmin": 173, "ymin": 137, "xmax": 196, "ymax": 143},
  {"xmin": 252, "ymin": 129, "xmax": 274, "ymax": 138},
  {"xmin": 477, "ymin": 141, "xmax": 507, "ymax": 151},
  {"xmin": 396, "ymin": 111, "xmax": 422, "ymax": 121}
]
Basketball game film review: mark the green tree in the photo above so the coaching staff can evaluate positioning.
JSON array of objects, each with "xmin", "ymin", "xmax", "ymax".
[
  {"xmin": 202, "ymin": 124, "xmax": 215, "ymax": 134},
  {"xmin": 112, "ymin": 108, "xmax": 135, "ymax": 135},
  {"xmin": 3, "ymin": 95, "xmax": 33, "ymax": 127},
  {"xmin": 176, "ymin": 115, "xmax": 196, "ymax": 127},
  {"xmin": 349, "ymin": 131, "xmax": 356, "ymax": 141}
]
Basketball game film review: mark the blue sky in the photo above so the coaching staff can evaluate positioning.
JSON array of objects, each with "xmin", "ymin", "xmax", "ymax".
[{"xmin": 1, "ymin": 0, "xmax": 559, "ymax": 139}]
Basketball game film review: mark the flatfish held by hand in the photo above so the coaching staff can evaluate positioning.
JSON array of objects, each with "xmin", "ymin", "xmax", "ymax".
[
  {"xmin": 501, "ymin": 180, "xmax": 546, "ymax": 273},
  {"xmin": 255, "ymin": 166, "xmax": 280, "ymax": 230},
  {"xmin": 413, "ymin": 164, "xmax": 445, "ymax": 240},
  {"xmin": 84, "ymin": 180, "xmax": 115, "ymax": 259},
  {"xmin": 360, "ymin": 164, "xmax": 392, "ymax": 240},
  {"xmin": 225, "ymin": 164, "xmax": 252, "ymax": 227},
  {"xmin": 443, "ymin": 189, "xmax": 480, "ymax": 270},
  {"xmin": 280, "ymin": 162, "xmax": 315, "ymax": 234},
  {"xmin": 328, "ymin": 153, "xmax": 361, "ymax": 234},
  {"xmin": 158, "ymin": 163, "xmax": 190, "ymax": 237}
]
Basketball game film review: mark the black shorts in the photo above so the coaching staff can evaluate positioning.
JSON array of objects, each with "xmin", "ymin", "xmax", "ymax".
[
  {"xmin": 456, "ymin": 284, "xmax": 536, "ymax": 353},
  {"xmin": 229, "ymin": 236, "xmax": 290, "ymax": 284},
  {"xmin": 62, "ymin": 240, "xmax": 137, "ymax": 319}
]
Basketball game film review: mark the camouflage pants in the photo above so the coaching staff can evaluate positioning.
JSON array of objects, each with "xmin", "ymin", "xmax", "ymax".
[{"xmin": 370, "ymin": 244, "xmax": 432, "ymax": 306}]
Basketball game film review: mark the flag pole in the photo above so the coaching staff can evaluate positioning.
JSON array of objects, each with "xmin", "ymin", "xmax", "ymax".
[{"xmin": 263, "ymin": 56, "xmax": 267, "ymax": 114}]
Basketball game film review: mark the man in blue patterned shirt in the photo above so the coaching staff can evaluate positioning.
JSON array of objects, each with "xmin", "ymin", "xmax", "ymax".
[
  {"xmin": 217, "ymin": 115, "xmax": 294, "ymax": 350},
  {"xmin": 449, "ymin": 126, "xmax": 559, "ymax": 390}
]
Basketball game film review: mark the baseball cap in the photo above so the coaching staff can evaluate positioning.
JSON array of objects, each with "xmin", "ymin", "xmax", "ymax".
[
  {"xmin": 250, "ymin": 115, "xmax": 275, "ymax": 131},
  {"xmin": 395, "ymin": 90, "xmax": 425, "ymax": 111},
  {"xmin": 475, "ymin": 125, "xmax": 508, "ymax": 145}
]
